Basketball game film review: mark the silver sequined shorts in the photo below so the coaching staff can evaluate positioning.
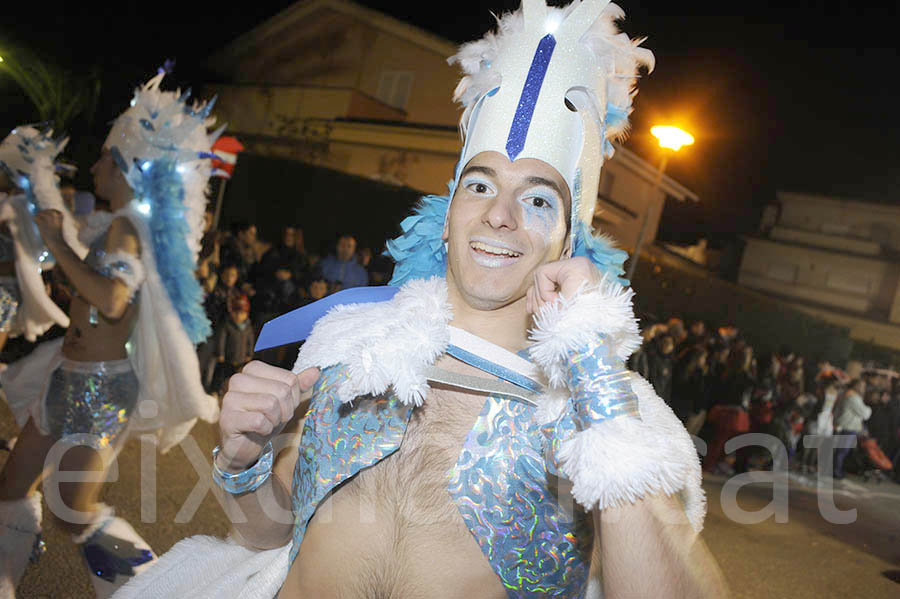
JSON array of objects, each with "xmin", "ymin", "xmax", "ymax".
[{"xmin": 43, "ymin": 358, "xmax": 140, "ymax": 449}]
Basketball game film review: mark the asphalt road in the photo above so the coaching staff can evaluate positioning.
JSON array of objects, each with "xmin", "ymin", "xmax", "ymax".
[{"xmin": 2, "ymin": 401, "xmax": 899, "ymax": 598}]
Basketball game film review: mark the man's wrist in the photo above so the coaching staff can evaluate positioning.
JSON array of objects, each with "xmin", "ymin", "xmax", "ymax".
[
  {"xmin": 566, "ymin": 336, "xmax": 640, "ymax": 428},
  {"xmin": 212, "ymin": 442, "xmax": 274, "ymax": 494}
]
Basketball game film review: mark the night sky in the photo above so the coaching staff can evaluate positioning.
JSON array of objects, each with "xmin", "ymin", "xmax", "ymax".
[{"xmin": 2, "ymin": 1, "xmax": 897, "ymax": 243}]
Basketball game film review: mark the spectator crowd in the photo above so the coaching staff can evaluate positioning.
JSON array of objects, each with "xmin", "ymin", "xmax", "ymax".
[
  {"xmin": 194, "ymin": 213, "xmax": 391, "ymax": 396},
  {"xmin": 629, "ymin": 317, "xmax": 900, "ymax": 484}
]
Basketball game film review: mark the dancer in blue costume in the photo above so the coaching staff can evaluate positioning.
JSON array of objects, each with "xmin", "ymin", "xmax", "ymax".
[
  {"xmin": 120, "ymin": 2, "xmax": 727, "ymax": 598},
  {"xmin": 0, "ymin": 74, "xmax": 219, "ymax": 598}
]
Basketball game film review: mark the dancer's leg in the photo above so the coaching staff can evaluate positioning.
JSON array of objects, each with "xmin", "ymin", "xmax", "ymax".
[{"xmin": 0, "ymin": 418, "xmax": 56, "ymax": 598}]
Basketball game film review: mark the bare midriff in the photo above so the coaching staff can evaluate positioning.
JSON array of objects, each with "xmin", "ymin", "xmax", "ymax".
[
  {"xmin": 278, "ymin": 358, "xmax": 508, "ymax": 599},
  {"xmin": 62, "ymin": 294, "xmax": 138, "ymax": 362}
]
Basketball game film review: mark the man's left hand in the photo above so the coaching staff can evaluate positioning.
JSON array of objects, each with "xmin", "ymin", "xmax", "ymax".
[
  {"xmin": 526, "ymin": 256, "xmax": 600, "ymax": 315},
  {"xmin": 35, "ymin": 209, "xmax": 65, "ymax": 248}
]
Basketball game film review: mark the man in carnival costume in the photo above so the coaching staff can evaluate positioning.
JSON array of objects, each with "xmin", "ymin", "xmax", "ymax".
[
  {"xmin": 0, "ymin": 73, "xmax": 219, "ymax": 597},
  {"xmin": 0, "ymin": 127, "xmax": 84, "ymax": 361},
  {"xmin": 120, "ymin": 1, "xmax": 727, "ymax": 597}
]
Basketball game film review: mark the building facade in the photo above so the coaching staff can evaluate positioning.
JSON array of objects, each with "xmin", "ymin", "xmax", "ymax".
[
  {"xmin": 739, "ymin": 191, "xmax": 900, "ymax": 351},
  {"xmin": 205, "ymin": 0, "xmax": 697, "ymax": 252}
]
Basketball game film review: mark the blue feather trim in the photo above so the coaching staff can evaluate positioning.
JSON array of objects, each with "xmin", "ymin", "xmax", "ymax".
[
  {"xmin": 134, "ymin": 159, "xmax": 211, "ymax": 343},
  {"xmin": 386, "ymin": 193, "xmax": 628, "ymax": 288},
  {"xmin": 386, "ymin": 194, "xmax": 450, "ymax": 286}
]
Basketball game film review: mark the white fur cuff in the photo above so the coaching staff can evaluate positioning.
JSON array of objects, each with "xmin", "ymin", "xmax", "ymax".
[
  {"xmin": 557, "ymin": 376, "xmax": 706, "ymax": 531},
  {"xmin": 528, "ymin": 276, "xmax": 641, "ymax": 388}
]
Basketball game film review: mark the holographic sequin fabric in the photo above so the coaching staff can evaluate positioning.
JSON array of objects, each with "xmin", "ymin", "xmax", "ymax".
[
  {"xmin": 85, "ymin": 231, "xmax": 142, "ymax": 303},
  {"xmin": 449, "ymin": 396, "xmax": 593, "ymax": 598},
  {"xmin": 43, "ymin": 358, "xmax": 139, "ymax": 449},
  {"xmin": 0, "ymin": 278, "xmax": 20, "ymax": 333},
  {"xmin": 566, "ymin": 336, "xmax": 640, "ymax": 428},
  {"xmin": 289, "ymin": 365, "xmax": 413, "ymax": 563}
]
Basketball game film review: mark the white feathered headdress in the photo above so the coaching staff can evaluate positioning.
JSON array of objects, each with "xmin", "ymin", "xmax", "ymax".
[
  {"xmin": 104, "ymin": 72, "xmax": 223, "ymax": 258},
  {"xmin": 449, "ymin": 0, "xmax": 654, "ymax": 230}
]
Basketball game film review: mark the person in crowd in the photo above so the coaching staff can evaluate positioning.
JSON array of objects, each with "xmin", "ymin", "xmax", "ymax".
[
  {"xmin": 318, "ymin": 233, "xmax": 368, "ymax": 289},
  {"xmin": 799, "ymin": 376, "xmax": 841, "ymax": 473},
  {"xmin": 866, "ymin": 388, "xmax": 898, "ymax": 475},
  {"xmin": 704, "ymin": 345, "xmax": 754, "ymax": 473},
  {"xmin": 220, "ymin": 221, "xmax": 258, "ymax": 281},
  {"xmin": 205, "ymin": 264, "xmax": 241, "ymax": 327},
  {"xmin": 256, "ymin": 225, "xmax": 307, "ymax": 288},
  {"xmin": 306, "ymin": 272, "xmax": 329, "ymax": 303},
  {"xmin": 0, "ymin": 74, "xmax": 218, "ymax": 595},
  {"xmin": 628, "ymin": 321, "xmax": 667, "ymax": 379},
  {"xmin": 253, "ymin": 263, "xmax": 299, "ymax": 333},
  {"xmin": 123, "ymin": 3, "xmax": 725, "ymax": 597},
  {"xmin": 211, "ymin": 294, "xmax": 255, "ymax": 396},
  {"xmin": 667, "ymin": 317, "xmax": 688, "ymax": 349},
  {"xmin": 673, "ymin": 347, "xmax": 709, "ymax": 429},
  {"xmin": 833, "ymin": 378, "xmax": 871, "ymax": 479},
  {"xmin": 646, "ymin": 333, "xmax": 676, "ymax": 404}
]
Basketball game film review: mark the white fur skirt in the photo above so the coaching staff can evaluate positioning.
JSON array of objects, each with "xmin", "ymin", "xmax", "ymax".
[{"xmin": 112, "ymin": 536, "xmax": 292, "ymax": 599}]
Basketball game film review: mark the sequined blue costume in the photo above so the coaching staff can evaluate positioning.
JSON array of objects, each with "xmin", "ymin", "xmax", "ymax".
[{"xmin": 289, "ymin": 361, "xmax": 603, "ymax": 597}]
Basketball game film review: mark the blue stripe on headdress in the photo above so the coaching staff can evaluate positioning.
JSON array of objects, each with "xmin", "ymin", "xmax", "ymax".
[{"xmin": 505, "ymin": 34, "xmax": 556, "ymax": 161}]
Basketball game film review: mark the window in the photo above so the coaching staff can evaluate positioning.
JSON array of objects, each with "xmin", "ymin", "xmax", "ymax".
[
  {"xmin": 766, "ymin": 262, "xmax": 798, "ymax": 283},
  {"xmin": 376, "ymin": 71, "xmax": 413, "ymax": 111},
  {"xmin": 825, "ymin": 271, "xmax": 871, "ymax": 295}
]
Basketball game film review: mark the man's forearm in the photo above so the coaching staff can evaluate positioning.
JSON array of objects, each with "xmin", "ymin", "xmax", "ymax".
[
  {"xmin": 219, "ymin": 463, "xmax": 295, "ymax": 551},
  {"xmin": 599, "ymin": 497, "xmax": 729, "ymax": 599},
  {"xmin": 47, "ymin": 238, "xmax": 122, "ymax": 316}
]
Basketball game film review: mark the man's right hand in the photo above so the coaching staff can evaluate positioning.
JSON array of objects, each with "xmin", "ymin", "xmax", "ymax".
[{"xmin": 217, "ymin": 361, "xmax": 321, "ymax": 473}]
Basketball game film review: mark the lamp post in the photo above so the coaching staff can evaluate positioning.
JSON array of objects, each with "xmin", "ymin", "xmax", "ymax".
[{"xmin": 625, "ymin": 125, "xmax": 694, "ymax": 282}]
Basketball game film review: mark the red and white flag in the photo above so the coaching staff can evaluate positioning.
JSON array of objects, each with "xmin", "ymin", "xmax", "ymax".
[{"xmin": 210, "ymin": 136, "xmax": 244, "ymax": 179}]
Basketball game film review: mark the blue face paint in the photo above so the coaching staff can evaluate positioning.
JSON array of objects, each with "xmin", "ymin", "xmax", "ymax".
[{"xmin": 519, "ymin": 186, "xmax": 565, "ymax": 240}]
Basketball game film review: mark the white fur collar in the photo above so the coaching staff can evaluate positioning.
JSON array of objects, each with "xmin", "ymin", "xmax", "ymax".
[
  {"xmin": 293, "ymin": 275, "xmax": 642, "ymax": 407},
  {"xmin": 294, "ymin": 277, "xmax": 452, "ymax": 405}
]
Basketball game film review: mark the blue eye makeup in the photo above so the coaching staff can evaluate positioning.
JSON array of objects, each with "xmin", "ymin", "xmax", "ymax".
[{"xmin": 462, "ymin": 177, "xmax": 496, "ymax": 196}]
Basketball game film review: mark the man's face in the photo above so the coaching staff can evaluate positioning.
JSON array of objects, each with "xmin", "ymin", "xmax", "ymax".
[
  {"xmin": 91, "ymin": 149, "xmax": 125, "ymax": 203},
  {"xmin": 309, "ymin": 280, "xmax": 328, "ymax": 299},
  {"xmin": 282, "ymin": 227, "xmax": 296, "ymax": 248},
  {"xmin": 443, "ymin": 151, "xmax": 570, "ymax": 311},
  {"xmin": 222, "ymin": 267, "xmax": 239, "ymax": 287},
  {"xmin": 240, "ymin": 226, "xmax": 257, "ymax": 245},
  {"xmin": 336, "ymin": 236, "xmax": 356, "ymax": 261},
  {"xmin": 230, "ymin": 310, "xmax": 249, "ymax": 325}
]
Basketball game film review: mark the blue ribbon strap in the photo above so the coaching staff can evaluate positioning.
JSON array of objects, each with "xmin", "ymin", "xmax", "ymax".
[{"xmin": 254, "ymin": 286, "xmax": 400, "ymax": 351}]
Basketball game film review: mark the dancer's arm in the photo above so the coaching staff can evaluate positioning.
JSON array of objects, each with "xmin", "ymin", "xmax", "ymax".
[
  {"xmin": 215, "ymin": 361, "xmax": 320, "ymax": 550},
  {"xmin": 35, "ymin": 210, "xmax": 137, "ymax": 319},
  {"xmin": 598, "ymin": 497, "xmax": 729, "ymax": 598}
]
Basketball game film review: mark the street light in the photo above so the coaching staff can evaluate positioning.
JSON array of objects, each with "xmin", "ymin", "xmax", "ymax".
[{"xmin": 625, "ymin": 125, "xmax": 694, "ymax": 282}]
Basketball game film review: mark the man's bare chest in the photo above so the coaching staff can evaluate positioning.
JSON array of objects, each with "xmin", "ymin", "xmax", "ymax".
[{"xmin": 287, "ymin": 388, "xmax": 507, "ymax": 599}]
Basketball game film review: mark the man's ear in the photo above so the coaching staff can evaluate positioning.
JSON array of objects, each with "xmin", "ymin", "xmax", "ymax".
[
  {"xmin": 562, "ymin": 233, "xmax": 573, "ymax": 259},
  {"xmin": 441, "ymin": 216, "xmax": 449, "ymax": 242}
]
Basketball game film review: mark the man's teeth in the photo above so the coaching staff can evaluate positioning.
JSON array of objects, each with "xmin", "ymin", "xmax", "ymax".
[{"xmin": 470, "ymin": 241, "xmax": 521, "ymax": 257}]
